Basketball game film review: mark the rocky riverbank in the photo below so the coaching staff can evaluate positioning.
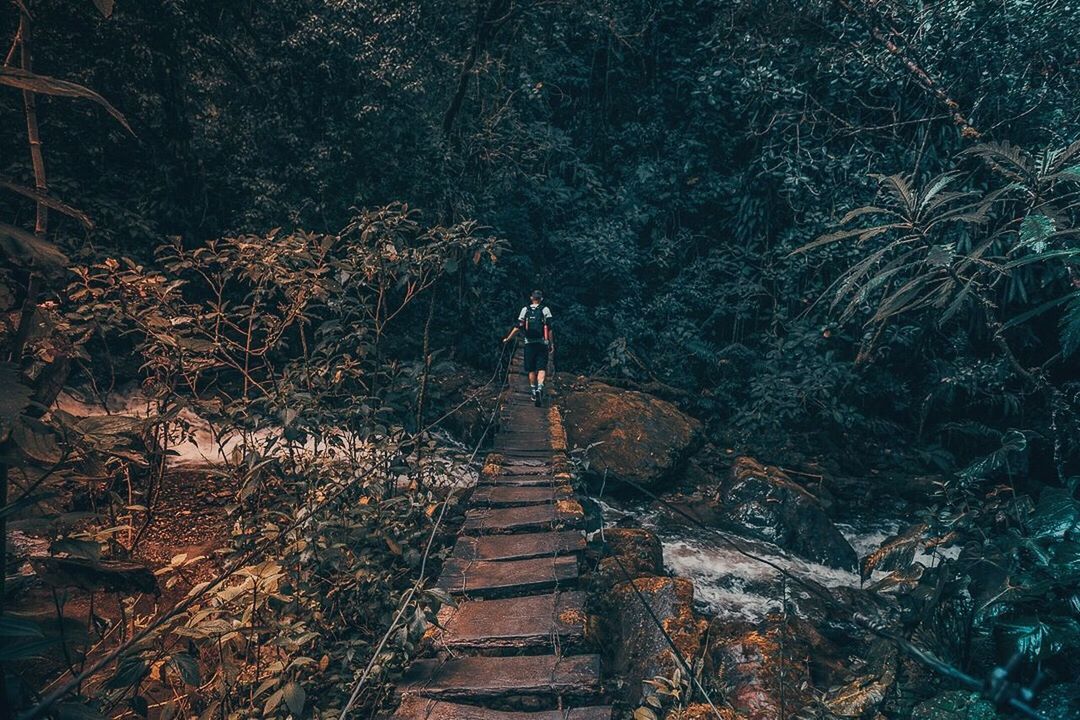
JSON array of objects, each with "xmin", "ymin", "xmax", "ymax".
[{"xmin": 556, "ymin": 375, "xmax": 1036, "ymax": 720}]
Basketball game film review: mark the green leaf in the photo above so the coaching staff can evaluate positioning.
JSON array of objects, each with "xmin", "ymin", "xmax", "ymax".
[
  {"xmin": 1029, "ymin": 487, "xmax": 1080, "ymax": 540},
  {"xmin": 108, "ymin": 655, "xmax": 147, "ymax": 688},
  {"xmin": 50, "ymin": 538, "xmax": 102, "ymax": 561},
  {"xmin": 0, "ymin": 615, "xmax": 44, "ymax": 638},
  {"xmin": 12, "ymin": 417, "xmax": 63, "ymax": 463},
  {"xmin": 74, "ymin": 414, "xmax": 144, "ymax": 438},
  {"xmin": 1051, "ymin": 541, "xmax": 1080, "ymax": 582},
  {"xmin": 0, "ymin": 221, "xmax": 70, "ymax": 268},
  {"xmin": 997, "ymin": 616, "xmax": 1048, "ymax": 659},
  {"xmin": 129, "ymin": 696, "xmax": 149, "ymax": 719},
  {"xmin": 168, "ymin": 652, "xmax": 201, "ymax": 685},
  {"xmin": 1060, "ymin": 294, "xmax": 1080, "ymax": 357},
  {"xmin": 0, "ymin": 179, "xmax": 94, "ymax": 229},
  {"xmin": 282, "ymin": 680, "xmax": 306, "ymax": 715},
  {"xmin": 1019, "ymin": 213, "xmax": 1055, "ymax": 252},
  {"xmin": 0, "ymin": 66, "xmax": 131, "ymax": 133},
  {"xmin": 0, "ymin": 636, "xmax": 60, "ymax": 662},
  {"xmin": 927, "ymin": 244, "xmax": 953, "ymax": 267},
  {"xmin": 998, "ymin": 616, "xmax": 1080, "ymax": 659},
  {"xmin": 264, "ymin": 688, "xmax": 284, "ymax": 715},
  {"xmin": 0, "ymin": 362, "xmax": 34, "ymax": 441}
]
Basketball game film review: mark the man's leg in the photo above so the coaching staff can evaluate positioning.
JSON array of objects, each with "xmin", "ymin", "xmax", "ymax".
[{"xmin": 535, "ymin": 347, "xmax": 548, "ymax": 405}]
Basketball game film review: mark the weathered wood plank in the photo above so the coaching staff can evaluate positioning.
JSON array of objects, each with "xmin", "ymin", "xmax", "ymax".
[
  {"xmin": 471, "ymin": 485, "xmax": 569, "ymax": 506},
  {"xmin": 452, "ymin": 530, "xmax": 586, "ymax": 561},
  {"xmin": 462, "ymin": 500, "xmax": 583, "ymax": 534},
  {"xmin": 436, "ymin": 555, "xmax": 578, "ymax": 597},
  {"xmin": 494, "ymin": 464, "xmax": 553, "ymax": 476},
  {"xmin": 399, "ymin": 654, "xmax": 601, "ymax": 701},
  {"xmin": 476, "ymin": 474, "xmax": 555, "ymax": 487},
  {"xmin": 431, "ymin": 591, "xmax": 587, "ymax": 651},
  {"xmin": 392, "ymin": 697, "xmax": 613, "ymax": 720}
]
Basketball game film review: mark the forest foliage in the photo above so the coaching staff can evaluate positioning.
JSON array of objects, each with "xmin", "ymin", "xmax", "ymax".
[{"xmin": 2, "ymin": 0, "xmax": 1080, "ymax": 717}]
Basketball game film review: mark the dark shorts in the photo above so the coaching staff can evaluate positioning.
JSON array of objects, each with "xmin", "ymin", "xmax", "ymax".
[{"xmin": 523, "ymin": 342, "xmax": 549, "ymax": 373}]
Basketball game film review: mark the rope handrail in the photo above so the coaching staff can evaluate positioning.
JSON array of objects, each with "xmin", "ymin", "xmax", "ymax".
[{"xmin": 337, "ymin": 339, "xmax": 515, "ymax": 718}]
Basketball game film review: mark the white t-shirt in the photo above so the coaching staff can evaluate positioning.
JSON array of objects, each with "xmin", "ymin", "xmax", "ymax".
[{"xmin": 518, "ymin": 304, "xmax": 552, "ymax": 343}]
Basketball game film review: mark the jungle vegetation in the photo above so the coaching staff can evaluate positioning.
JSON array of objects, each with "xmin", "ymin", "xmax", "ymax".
[{"xmin": 1, "ymin": 0, "xmax": 1078, "ymax": 717}]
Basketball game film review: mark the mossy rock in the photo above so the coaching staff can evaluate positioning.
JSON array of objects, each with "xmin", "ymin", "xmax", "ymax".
[{"xmin": 911, "ymin": 692, "xmax": 999, "ymax": 720}]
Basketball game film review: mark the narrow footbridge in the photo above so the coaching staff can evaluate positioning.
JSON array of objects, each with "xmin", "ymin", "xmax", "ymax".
[{"xmin": 390, "ymin": 350, "xmax": 612, "ymax": 719}]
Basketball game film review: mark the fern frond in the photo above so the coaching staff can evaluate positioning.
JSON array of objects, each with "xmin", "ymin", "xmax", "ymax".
[
  {"xmin": 1060, "ymin": 293, "xmax": 1080, "ymax": 357},
  {"xmin": 962, "ymin": 141, "xmax": 1034, "ymax": 181}
]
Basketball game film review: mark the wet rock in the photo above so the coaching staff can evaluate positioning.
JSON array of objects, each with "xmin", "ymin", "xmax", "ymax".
[
  {"xmin": 611, "ymin": 576, "xmax": 709, "ymax": 703},
  {"xmin": 712, "ymin": 457, "xmax": 857, "ymax": 571},
  {"xmin": 595, "ymin": 528, "xmax": 664, "ymax": 589},
  {"xmin": 910, "ymin": 691, "xmax": 999, "ymax": 720},
  {"xmin": 823, "ymin": 639, "xmax": 898, "ymax": 718},
  {"xmin": 560, "ymin": 379, "xmax": 702, "ymax": 491},
  {"xmin": 708, "ymin": 615, "xmax": 829, "ymax": 720}
]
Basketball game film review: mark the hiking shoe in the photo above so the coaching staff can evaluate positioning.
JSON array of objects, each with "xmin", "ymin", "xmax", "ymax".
[{"xmin": 535, "ymin": 387, "xmax": 544, "ymax": 407}]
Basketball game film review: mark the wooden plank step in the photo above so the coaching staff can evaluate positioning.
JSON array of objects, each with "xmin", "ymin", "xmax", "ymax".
[
  {"xmin": 436, "ymin": 555, "xmax": 578, "ymax": 597},
  {"xmin": 462, "ymin": 501, "xmax": 583, "ymax": 534},
  {"xmin": 393, "ymin": 697, "xmax": 611, "ymax": 720},
  {"xmin": 452, "ymin": 530, "xmax": 586, "ymax": 561},
  {"xmin": 392, "ymin": 697, "xmax": 612, "ymax": 720},
  {"xmin": 496, "ymin": 446, "xmax": 553, "ymax": 454},
  {"xmin": 477, "ymin": 474, "xmax": 555, "ymax": 487},
  {"xmin": 399, "ymin": 654, "xmax": 601, "ymax": 701},
  {"xmin": 471, "ymin": 485, "xmax": 570, "ymax": 506},
  {"xmin": 497, "ymin": 464, "xmax": 553, "ymax": 475},
  {"xmin": 431, "ymin": 591, "xmax": 587, "ymax": 651},
  {"xmin": 498, "ymin": 451, "xmax": 557, "ymax": 462}
]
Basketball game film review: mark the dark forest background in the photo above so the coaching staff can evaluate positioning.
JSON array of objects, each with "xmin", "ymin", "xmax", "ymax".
[
  {"xmin": 5, "ymin": 0, "xmax": 1080, "ymax": 468},
  {"xmin": 3, "ymin": 0, "xmax": 1080, "ymax": 717}
]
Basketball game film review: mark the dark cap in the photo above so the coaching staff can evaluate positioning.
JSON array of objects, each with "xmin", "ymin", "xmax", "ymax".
[{"xmin": 531, "ymin": 289, "xmax": 543, "ymax": 300}]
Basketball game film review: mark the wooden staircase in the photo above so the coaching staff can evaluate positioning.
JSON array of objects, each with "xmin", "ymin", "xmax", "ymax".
[{"xmin": 390, "ymin": 350, "xmax": 610, "ymax": 719}]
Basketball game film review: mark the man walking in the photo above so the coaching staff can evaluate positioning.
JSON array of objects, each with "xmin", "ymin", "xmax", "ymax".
[{"xmin": 503, "ymin": 290, "xmax": 554, "ymax": 406}]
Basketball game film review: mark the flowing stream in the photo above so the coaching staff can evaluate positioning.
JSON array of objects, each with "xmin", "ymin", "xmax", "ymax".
[{"xmin": 596, "ymin": 496, "xmax": 911, "ymax": 622}]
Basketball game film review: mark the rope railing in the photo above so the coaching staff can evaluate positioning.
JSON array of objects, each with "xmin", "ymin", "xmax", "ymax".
[{"xmin": 337, "ymin": 339, "xmax": 515, "ymax": 718}]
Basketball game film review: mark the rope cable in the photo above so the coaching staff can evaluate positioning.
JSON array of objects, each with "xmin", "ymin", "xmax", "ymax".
[{"xmin": 337, "ymin": 340, "xmax": 515, "ymax": 718}]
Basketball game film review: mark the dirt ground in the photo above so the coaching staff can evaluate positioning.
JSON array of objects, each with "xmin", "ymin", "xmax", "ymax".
[{"xmin": 6, "ymin": 465, "xmax": 233, "ymax": 710}]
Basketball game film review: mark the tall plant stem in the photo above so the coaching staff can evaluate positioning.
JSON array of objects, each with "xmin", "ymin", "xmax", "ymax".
[{"xmin": 2, "ymin": 8, "xmax": 47, "ymax": 716}]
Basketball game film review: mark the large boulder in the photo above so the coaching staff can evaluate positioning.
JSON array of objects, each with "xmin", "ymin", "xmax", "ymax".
[
  {"xmin": 560, "ymin": 379, "xmax": 702, "ymax": 490},
  {"xmin": 595, "ymin": 527, "xmax": 665, "ymax": 590},
  {"xmin": 611, "ymin": 576, "xmax": 709, "ymax": 702},
  {"xmin": 710, "ymin": 623, "xmax": 785, "ymax": 720},
  {"xmin": 713, "ymin": 457, "xmax": 858, "ymax": 571}
]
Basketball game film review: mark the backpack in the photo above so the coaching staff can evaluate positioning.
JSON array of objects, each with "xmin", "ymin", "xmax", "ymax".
[{"xmin": 523, "ymin": 305, "xmax": 546, "ymax": 340}]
